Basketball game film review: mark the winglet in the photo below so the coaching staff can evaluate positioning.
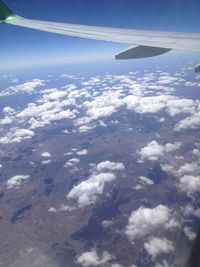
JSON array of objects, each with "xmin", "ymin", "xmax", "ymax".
[{"xmin": 0, "ymin": 0, "xmax": 15, "ymax": 21}]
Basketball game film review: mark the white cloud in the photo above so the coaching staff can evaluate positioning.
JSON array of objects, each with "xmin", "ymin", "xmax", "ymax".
[
  {"xmin": 48, "ymin": 207, "xmax": 57, "ymax": 213},
  {"xmin": 41, "ymin": 152, "xmax": 51, "ymax": 157},
  {"xmin": 138, "ymin": 176, "xmax": 154, "ymax": 185},
  {"xmin": 166, "ymin": 99, "xmax": 195, "ymax": 116},
  {"xmin": 160, "ymin": 164, "xmax": 174, "ymax": 173},
  {"xmin": 77, "ymin": 249, "xmax": 114, "ymax": 266},
  {"xmin": 177, "ymin": 162, "xmax": 199, "ymax": 175},
  {"xmin": 144, "ymin": 237, "xmax": 174, "ymax": 259},
  {"xmin": 7, "ymin": 175, "xmax": 30, "ymax": 188},
  {"xmin": 178, "ymin": 175, "xmax": 200, "ymax": 196},
  {"xmin": 82, "ymin": 89, "xmax": 124, "ymax": 121},
  {"xmin": 0, "ymin": 116, "xmax": 13, "ymax": 125},
  {"xmin": 139, "ymin": 141, "xmax": 165, "ymax": 161},
  {"xmin": 182, "ymin": 205, "xmax": 200, "ymax": 218},
  {"xmin": 3, "ymin": 106, "xmax": 15, "ymax": 114},
  {"xmin": 78, "ymin": 125, "xmax": 94, "ymax": 132},
  {"xmin": 134, "ymin": 176, "xmax": 154, "ymax": 190},
  {"xmin": 48, "ymin": 204, "xmax": 75, "ymax": 213},
  {"xmin": 0, "ymin": 128, "xmax": 35, "ymax": 144},
  {"xmin": 64, "ymin": 158, "xmax": 80, "ymax": 168},
  {"xmin": 193, "ymin": 149, "xmax": 200, "ymax": 157},
  {"xmin": 174, "ymin": 112, "xmax": 200, "ymax": 131},
  {"xmin": 1, "ymin": 79, "xmax": 45, "ymax": 96},
  {"xmin": 139, "ymin": 141, "xmax": 182, "ymax": 161},
  {"xmin": 125, "ymin": 205, "xmax": 175, "ymax": 242},
  {"xmin": 41, "ymin": 88, "xmax": 68, "ymax": 101},
  {"xmin": 76, "ymin": 149, "xmax": 88, "ymax": 156},
  {"xmin": 95, "ymin": 161, "xmax": 125, "ymax": 172},
  {"xmin": 42, "ymin": 160, "xmax": 52, "ymax": 165},
  {"xmin": 102, "ymin": 220, "xmax": 114, "ymax": 228},
  {"xmin": 184, "ymin": 227, "xmax": 197, "ymax": 241},
  {"xmin": 157, "ymin": 75, "xmax": 178, "ymax": 85},
  {"xmin": 165, "ymin": 142, "xmax": 182, "ymax": 152},
  {"xmin": 17, "ymin": 100, "xmax": 76, "ymax": 130},
  {"xmin": 67, "ymin": 172, "xmax": 116, "ymax": 208},
  {"xmin": 12, "ymin": 79, "xmax": 45, "ymax": 93}
]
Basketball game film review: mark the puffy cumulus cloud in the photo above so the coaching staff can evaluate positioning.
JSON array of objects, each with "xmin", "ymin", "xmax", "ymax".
[
  {"xmin": 3, "ymin": 106, "xmax": 15, "ymax": 114},
  {"xmin": 193, "ymin": 149, "xmax": 200, "ymax": 157},
  {"xmin": 41, "ymin": 159, "xmax": 52, "ymax": 165},
  {"xmin": 184, "ymin": 227, "xmax": 197, "ymax": 241},
  {"xmin": 166, "ymin": 99, "xmax": 195, "ymax": 116},
  {"xmin": 102, "ymin": 220, "xmax": 114, "ymax": 228},
  {"xmin": 177, "ymin": 162, "xmax": 199, "ymax": 175},
  {"xmin": 41, "ymin": 152, "xmax": 51, "ymax": 157},
  {"xmin": 174, "ymin": 112, "xmax": 200, "ymax": 131},
  {"xmin": 67, "ymin": 172, "xmax": 116, "ymax": 208},
  {"xmin": 78, "ymin": 125, "xmax": 94, "ymax": 133},
  {"xmin": 76, "ymin": 249, "xmax": 114, "ymax": 266},
  {"xmin": 0, "ymin": 79, "xmax": 45, "ymax": 96},
  {"xmin": 139, "ymin": 176, "xmax": 154, "ymax": 186},
  {"xmin": 0, "ymin": 116, "xmax": 13, "ymax": 125},
  {"xmin": 182, "ymin": 205, "xmax": 200, "ymax": 218},
  {"xmin": 16, "ymin": 98, "xmax": 76, "ymax": 130},
  {"xmin": 123, "ymin": 93, "xmax": 198, "ymax": 121},
  {"xmin": 48, "ymin": 204, "xmax": 75, "ymax": 213},
  {"xmin": 2, "ymin": 72, "xmax": 197, "ymax": 143},
  {"xmin": 178, "ymin": 175, "xmax": 200, "ymax": 196},
  {"xmin": 134, "ymin": 176, "xmax": 154, "ymax": 190},
  {"xmin": 139, "ymin": 141, "xmax": 165, "ymax": 161},
  {"xmin": 111, "ymin": 264, "xmax": 123, "ymax": 267},
  {"xmin": 157, "ymin": 75, "xmax": 178, "ymax": 85},
  {"xmin": 41, "ymin": 88, "xmax": 68, "ymax": 101},
  {"xmin": 77, "ymin": 89, "xmax": 124, "ymax": 125},
  {"xmin": 160, "ymin": 164, "xmax": 174, "ymax": 173},
  {"xmin": 64, "ymin": 158, "xmax": 80, "ymax": 168},
  {"xmin": 125, "ymin": 205, "xmax": 175, "ymax": 242},
  {"xmin": 165, "ymin": 142, "xmax": 182, "ymax": 152},
  {"xmin": 123, "ymin": 95, "xmax": 173, "ymax": 114},
  {"xmin": 0, "ymin": 128, "xmax": 35, "ymax": 144},
  {"xmin": 95, "ymin": 161, "xmax": 125, "ymax": 172},
  {"xmin": 144, "ymin": 237, "xmax": 174, "ymax": 259},
  {"xmin": 76, "ymin": 149, "xmax": 88, "ymax": 156},
  {"xmin": 139, "ymin": 141, "xmax": 182, "ymax": 161},
  {"xmin": 7, "ymin": 175, "xmax": 30, "ymax": 188}
]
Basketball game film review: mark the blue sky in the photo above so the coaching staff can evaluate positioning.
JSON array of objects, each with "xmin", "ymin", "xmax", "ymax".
[{"xmin": 1, "ymin": 0, "xmax": 200, "ymax": 70}]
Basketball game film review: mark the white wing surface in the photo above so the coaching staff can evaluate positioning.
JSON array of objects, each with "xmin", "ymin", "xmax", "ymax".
[{"xmin": 1, "ymin": 0, "xmax": 200, "ymax": 62}]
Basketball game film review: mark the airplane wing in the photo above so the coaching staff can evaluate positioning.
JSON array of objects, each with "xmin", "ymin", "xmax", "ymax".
[{"xmin": 1, "ymin": 0, "xmax": 200, "ymax": 64}]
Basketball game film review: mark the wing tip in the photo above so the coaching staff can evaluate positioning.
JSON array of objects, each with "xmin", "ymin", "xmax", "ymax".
[{"xmin": 0, "ymin": 0, "xmax": 14, "ymax": 22}]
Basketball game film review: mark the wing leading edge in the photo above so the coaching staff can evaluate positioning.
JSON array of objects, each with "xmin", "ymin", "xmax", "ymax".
[{"xmin": 1, "ymin": 0, "xmax": 200, "ymax": 64}]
